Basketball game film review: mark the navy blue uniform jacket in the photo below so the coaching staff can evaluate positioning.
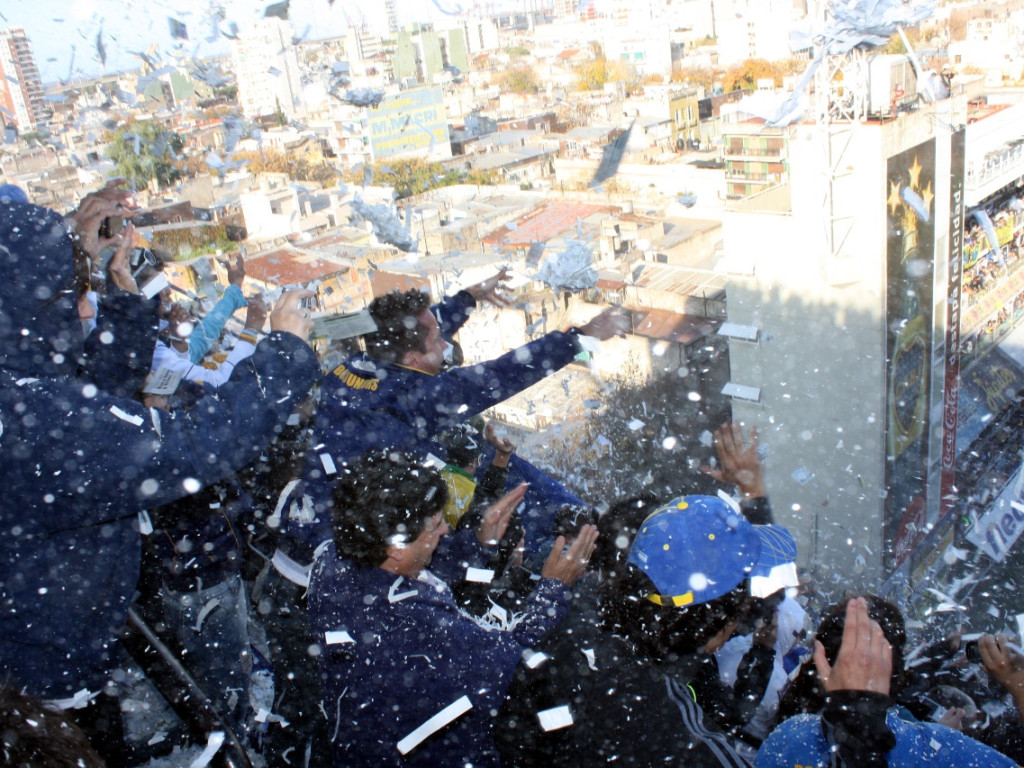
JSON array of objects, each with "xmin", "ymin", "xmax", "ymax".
[
  {"xmin": 289, "ymin": 293, "xmax": 585, "ymax": 551},
  {"xmin": 0, "ymin": 201, "xmax": 319, "ymax": 699},
  {"xmin": 308, "ymin": 531, "xmax": 571, "ymax": 767}
]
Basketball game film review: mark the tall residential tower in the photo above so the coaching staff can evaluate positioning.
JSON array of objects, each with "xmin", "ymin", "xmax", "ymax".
[{"xmin": 0, "ymin": 27, "xmax": 45, "ymax": 133}]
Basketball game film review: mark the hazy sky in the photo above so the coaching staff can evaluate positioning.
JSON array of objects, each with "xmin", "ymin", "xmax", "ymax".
[{"xmin": 1, "ymin": 0, "xmax": 474, "ymax": 83}]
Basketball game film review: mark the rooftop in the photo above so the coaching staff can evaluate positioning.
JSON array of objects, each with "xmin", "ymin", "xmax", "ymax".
[
  {"xmin": 244, "ymin": 246, "xmax": 358, "ymax": 285},
  {"xmin": 482, "ymin": 200, "xmax": 614, "ymax": 247},
  {"xmin": 628, "ymin": 307, "xmax": 721, "ymax": 345}
]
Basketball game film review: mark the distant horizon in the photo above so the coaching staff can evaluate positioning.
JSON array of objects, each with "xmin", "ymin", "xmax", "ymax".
[{"xmin": 3, "ymin": 0, "xmax": 526, "ymax": 85}]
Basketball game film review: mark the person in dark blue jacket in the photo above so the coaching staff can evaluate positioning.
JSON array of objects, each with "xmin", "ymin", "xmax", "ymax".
[
  {"xmin": 286, "ymin": 276, "xmax": 629, "ymax": 558},
  {"xmin": 308, "ymin": 449, "xmax": 598, "ymax": 768},
  {"xmin": 0, "ymin": 196, "xmax": 319, "ymax": 755}
]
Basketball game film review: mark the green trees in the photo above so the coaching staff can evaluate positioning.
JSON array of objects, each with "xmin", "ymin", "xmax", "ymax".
[
  {"xmin": 106, "ymin": 121, "xmax": 185, "ymax": 190},
  {"xmin": 573, "ymin": 57, "xmax": 632, "ymax": 91},
  {"xmin": 498, "ymin": 65, "xmax": 540, "ymax": 94},
  {"xmin": 343, "ymin": 158, "xmax": 497, "ymax": 199}
]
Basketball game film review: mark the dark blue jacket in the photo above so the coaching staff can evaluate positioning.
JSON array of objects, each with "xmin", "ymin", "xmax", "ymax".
[
  {"xmin": 0, "ymin": 201, "xmax": 319, "ymax": 699},
  {"xmin": 308, "ymin": 532, "xmax": 571, "ymax": 768},
  {"xmin": 287, "ymin": 296, "xmax": 585, "ymax": 552},
  {"xmin": 757, "ymin": 693, "xmax": 1016, "ymax": 768}
]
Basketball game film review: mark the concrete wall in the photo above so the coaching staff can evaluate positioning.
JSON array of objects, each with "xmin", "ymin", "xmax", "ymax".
[{"xmin": 723, "ymin": 106, "xmax": 957, "ymax": 590}]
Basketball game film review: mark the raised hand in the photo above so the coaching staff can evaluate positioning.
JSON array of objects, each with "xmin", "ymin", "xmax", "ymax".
[
  {"xmin": 465, "ymin": 266, "xmax": 512, "ymax": 307},
  {"xmin": 813, "ymin": 597, "xmax": 892, "ymax": 695},
  {"xmin": 701, "ymin": 422, "xmax": 765, "ymax": 499},
  {"xmin": 540, "ymin": 524, "xmax": 599, "ymax": 586},
  {"xmin": 270, "ymin": 289, "xmax": 316, "ymax": 342}
]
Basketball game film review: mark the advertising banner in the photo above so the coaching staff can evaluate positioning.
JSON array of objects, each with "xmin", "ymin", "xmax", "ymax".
[
  {"xmin": 884, "ymin": 139, "xmax": 936, "ymax": 572},
  {"xmin": 368, "ymin": 86, "xmax": 451, "ymax": 160}
]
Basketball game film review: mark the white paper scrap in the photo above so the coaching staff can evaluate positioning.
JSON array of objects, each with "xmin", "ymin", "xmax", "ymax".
[
  {"xmin": 320, "ymin": 453, "xmax": 337, "ymax": 475},
  {"xmin": 537, "ymin": 705, "xmax": 574, "ymax": 732},
  {"xmin": 144, "ymin": 367, "xmax": 184, "ymax": 395},
  {"xmin": 581, "ymin": 648, "xmax": 597, "ymax": 671},
  {"xmin": 524, "ymin": 651, "xmax": 550, "ymax": 669},
  {"xmin": 388, "ymin": 577, "xmax": 418, "ymax": 603},
  {"xmin": 189, "ymin": 731, "xmax": 225, "ymax": 768},
  {"xmin": 627, "ymin": 419, "xmax": 645, "ymax": 431},
  {"xmin": 397, "ymin": 695, "xmax": 472, "ymax": 755},
  {"xmin": 575, "ymin": 334, "xmax": 602, "ymax": 354},
  {"xmin": 533, "ymin": 240, "xmax": 598, "ymax": 293},
  {"xmin": 110, "ymin": 405, "xmax": 144, "ymax": 426},
  {"xmin": 791, "ymin": 467, "xmax": 813, "ymax": 486},
  {"xmin": 325, "ymin": 630, "xmax": 355, "ymax": 645},
  {"xmin": 465, "ymin": 567, "xmax": 494, "ymax": 584},
  {"xmin": 141, "ymin": 271, "xmax": 169, "ymax": 299},
  {"xmin": 717, "ymin": 489, "xmax": 741, "ymax": 514}
]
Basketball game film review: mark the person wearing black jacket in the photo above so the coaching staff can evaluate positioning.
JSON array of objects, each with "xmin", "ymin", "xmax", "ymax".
[{"xmin": 496, "ymin": 492, "xmax": 799, "ymax": 767}]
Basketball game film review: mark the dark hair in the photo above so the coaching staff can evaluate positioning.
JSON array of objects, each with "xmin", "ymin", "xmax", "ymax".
[
  {"xmin": 592, "ymin": 493, "xmax": 660, "ymax": 577},
  {"xmin": 778, "ymin": 594, "xmax": 908, "ymax": 720},
  {"xmin": 600, "ymin": 563, "xmax": 753, "ymax": 657},
  {"xmin": 0, "ymin": 685, "xmax": 106, "ymax": 767},
  {"xmin": 365, "ymin": 289, "xmax": 432, "ymax": 363},
  {"xmin": 330, "ymin": 450, "xmax": 448, "ymax": 567},
  {"xmin": 439, "ymin": 424, "xmax": 481, "ymax": 468}
]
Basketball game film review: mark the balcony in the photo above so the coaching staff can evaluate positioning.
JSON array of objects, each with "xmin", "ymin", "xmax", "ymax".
[{"xmin": 966, "ymin": 142, "xmax": 1024, "ymax": 206}]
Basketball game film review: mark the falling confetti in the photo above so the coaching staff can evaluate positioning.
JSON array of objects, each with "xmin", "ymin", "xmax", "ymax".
[
  {"xmin": 532, "ymin": 240, "xmax": 598, "ymax": 294},
  {"xmin": 350, "ymin": 198, "xmax": 418, "ymax": 252}
]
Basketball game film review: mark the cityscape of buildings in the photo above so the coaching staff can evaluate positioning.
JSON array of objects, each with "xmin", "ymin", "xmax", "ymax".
[{"xmin": 4, "ymin": 0, "xmax": 1024, "ymax": 616}]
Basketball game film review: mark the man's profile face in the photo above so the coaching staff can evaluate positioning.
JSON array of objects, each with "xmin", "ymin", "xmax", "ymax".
[
  {"xmin": 399, "ymin": 512, "xmax": 449, "ymax": 577},
  {"xmin": 412, "ymin": 310, "xmax": 446, "ymax": 375}
]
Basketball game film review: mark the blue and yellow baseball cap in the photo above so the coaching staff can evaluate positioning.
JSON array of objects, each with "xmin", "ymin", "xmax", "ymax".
[{"xmin": 626, "ymin": 495, "xmax": 798, "ymax": 607}]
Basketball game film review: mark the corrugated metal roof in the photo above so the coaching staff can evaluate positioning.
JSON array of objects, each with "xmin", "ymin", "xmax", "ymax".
[
  {"xmin": 245, "ymin": 247, "xmax": 356, "ymax": 285},
  {"xmin": 628, "ymin": 306, "xmax": 720, "ymax": 345},
  {"xmin": 631, "ymin": 262, "xmax": 727, "ymax": 297},
  {"xmin": 482, "ymin": 201, "xmax": 613, "ymax": 246}
]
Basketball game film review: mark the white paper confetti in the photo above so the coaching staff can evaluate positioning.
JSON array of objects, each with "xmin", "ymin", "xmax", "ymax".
[
  {"xmin": 110, "ymin": 405, "xmax": 143, "ymax": 427},
  {"xmin": 320, "ymin": 453, "xmax": 337, "ymax": 475},
  {"xmin": 717, "ymin": 490, "xmax": 741, "ymax": 514},
  {"xmin": 325, "ymin": 630, "xmax": 355, "ymax": 645},
  {"xmin": 388, "ymin": 577, "xmax": 419, "ymax": 604},
  {"xmin": 581, "ymin": 648, "xmax": 597, "ymax": 671},
  {"xmin": 350, "ymin": 198, "xmax": 417, "ymax": 252},
  {"xmin": 338, "ymin": 88, "xmax": 385, "ymax": 108},
  {"xmin": 627, "ymin": 418, "xmax": 645, "ymax": 431},
  {"xmin": 397, "ymin": 696, "xmax": 472, "ymax": 755},
  {"xmin": 532, "ymin": 240, "xmax": 598, "ymax": 294},
  {"xmin": 524, "ymin": 651, "xmax": 549, "ymax": 669},
  {"xmin": 537, "ymin": 705, "xmax": 574, "ymax": 731},
  {"xmin": 188, "ymin": 731, "xmax": 225, "ymax": 768},
  {"xmin": 465, "ymin": 567, "xmax": 494, "ymax": 583},
  {"xmin": 791, "ymin": 467, "xmax": 813, "ymax": 486}
]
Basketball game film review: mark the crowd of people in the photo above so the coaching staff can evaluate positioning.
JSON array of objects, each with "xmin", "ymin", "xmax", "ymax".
[{"xmin": 3, "ymin": 178, "xmax": 1024, "ymax": 768}]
